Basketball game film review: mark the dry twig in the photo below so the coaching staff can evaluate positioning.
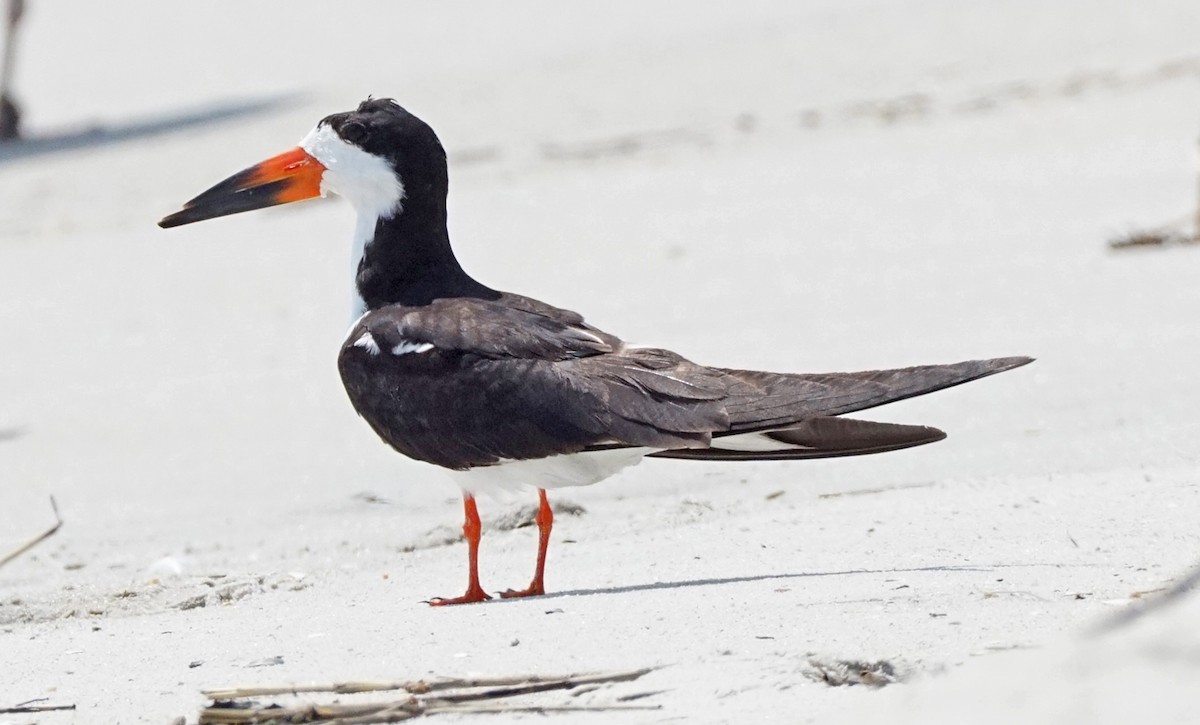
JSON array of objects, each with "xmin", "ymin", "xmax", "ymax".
[
  {"xmin": 1107, "ymin": 213, "xmax": 1200, "ymax": 251},
  {"xmin": 199, "ymin": 668, "xmax": 657, "ymax": 724},
  {"xmin": 0, "ymin": 496, "xmax": 63, "ymax": 569},
  {"xmin": 0, "ymin": 701, "xmax": 76, "ymax": 714}
]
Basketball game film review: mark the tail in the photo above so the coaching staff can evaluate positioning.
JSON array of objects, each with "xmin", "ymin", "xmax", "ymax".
[
  {"xmin": 649, "ymin": 356, "xmax": 1032, "ymax": 461},
  {"xmin": 650, "ymin": 416, "xmax": 946, "ymax": 460}
]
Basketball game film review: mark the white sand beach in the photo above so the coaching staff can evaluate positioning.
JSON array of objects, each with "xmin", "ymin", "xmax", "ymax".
[{"xmin": 2, "ymin": 2, "xmax": 1199, "ymax": 722}]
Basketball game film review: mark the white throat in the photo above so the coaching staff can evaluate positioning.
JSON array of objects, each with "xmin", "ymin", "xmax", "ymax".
[
  {"xmin": 348, "ymin": 211, "xmax": 374, "ymax": 319},
  {"xmin": 299, "ymin": 123, "xmax": 406, "ymax": 318}
]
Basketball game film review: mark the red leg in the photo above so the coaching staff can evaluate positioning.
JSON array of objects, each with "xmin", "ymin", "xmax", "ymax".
[
  {"xmin": 428, "ymin": 493, "xmax": 492, "ymax": 606},
  {"xmin": 501, "ymin": 488, "xmax": 553, "ymax": 599}
]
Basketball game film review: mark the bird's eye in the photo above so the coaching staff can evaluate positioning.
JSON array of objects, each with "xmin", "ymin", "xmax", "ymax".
[{"xmin": 341, "ymin": 121, "xmax": 367, "ymax": 144}]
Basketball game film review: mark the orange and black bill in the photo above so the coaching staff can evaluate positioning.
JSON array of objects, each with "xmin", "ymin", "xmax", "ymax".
[{"xmin": 158, "ymin": 147, "xmax": 325, "ymax": 228}]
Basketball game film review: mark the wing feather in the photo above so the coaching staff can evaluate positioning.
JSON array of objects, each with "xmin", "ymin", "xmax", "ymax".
[{"xmin": 340, "ymin": 296, "xmax": 1031, "ymax": 470}]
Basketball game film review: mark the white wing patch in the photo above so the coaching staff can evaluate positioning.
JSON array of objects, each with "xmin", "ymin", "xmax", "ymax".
[
  {"xmin": 350, "ymin": 320, "xmax": 434, "ymax": 358},
  {"xmin": 710, "ymin": 432, "xmax": 804, "ymax": 452},
  {"xmin": 352, "ymin": 331, "xmax": 381, "ymax": 355},
  {"xmin": 392, "ymin": 340, "xmax": 435, "ymax": 355}
]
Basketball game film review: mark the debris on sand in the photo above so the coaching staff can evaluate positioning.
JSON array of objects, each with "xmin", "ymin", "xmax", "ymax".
[
  {"xmin": 195, "ymin": 668, "xmax": 657, "ymax": 723},
  {"xmin": 1107, "ymin": 228, "xmax": 1199, "ymax": 251},
  {"xmin": 0, "ymin": 497, "xmax": 63, "ymax": 570},
  {"xmin": 804, "ymin": 658, "xmax": 905, "ymax": 688}
]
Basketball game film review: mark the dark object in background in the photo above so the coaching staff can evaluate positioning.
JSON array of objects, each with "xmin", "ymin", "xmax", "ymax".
[
  {"xmin": 1108, "ymin": 228, "xmax": 1198, "ymax": 251},
  {"xmin": 0, "ymin": 92, "xmax": 20, "ymax": 140},
  {"xmin": 1109, "ymin": 134, "xmax": 1200, "ymax": 250},
  {"xmin": 0, "ymin": 0, "xmax": 25, "ymax": 141}
]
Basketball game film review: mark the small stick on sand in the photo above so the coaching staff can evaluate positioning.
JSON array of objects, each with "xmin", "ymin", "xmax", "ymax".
[
  {"xmin": 0, "ymin": 496, "xmax": 63, "ymax": 569},
  {"xmin": 198, "ymin": 668, "xmax": 658, "ymax": 724},
  {"xmin": 0, "ymin": 702, "xmax": 77, "ymax": 714},
  {"xmin": 202, "ymin": 667, "xmax": 653, "ymax": 700},
  {"xmin": 200, "ymin": 701, "xmax": 657, "ymax": 724}
]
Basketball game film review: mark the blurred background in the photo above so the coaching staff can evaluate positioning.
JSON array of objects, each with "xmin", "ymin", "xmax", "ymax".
[
  {"xmin": 1, "ymin": 0, "xmax": 1198, "ymax": 612},
  {"xmin": 2, "ymin": 4, "xmax": 1200, "ymax": 722}
]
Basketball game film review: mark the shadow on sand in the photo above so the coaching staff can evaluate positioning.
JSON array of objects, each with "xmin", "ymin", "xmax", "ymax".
[
  {"xmin": 0, "ymin": 93, "xmax": 303, "ymax": 164},
  {"xmin": 452, "ymin": 563, "xmax": 1030, "ymax": 606},
  {"xmin": 536, "ymin": 564, "xmax": 998, "ymax": 600}
]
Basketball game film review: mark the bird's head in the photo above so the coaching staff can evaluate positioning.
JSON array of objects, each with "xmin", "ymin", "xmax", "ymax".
[{"xmin": 159, "ymin": 98, "xmax": 446, "ymax": 228}]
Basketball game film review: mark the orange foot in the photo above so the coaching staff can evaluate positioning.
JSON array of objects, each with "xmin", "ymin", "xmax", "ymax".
[
  {"xmin": 500, "ymin": 489, "xmax": 553, "ymax": 600},
  {"xmin": 427, "ymin": 584, "xmax": 492, "ymax": 606},
  {"xmin": 500, "ymin": 580, "xmax": 545, "ymax": 599}
]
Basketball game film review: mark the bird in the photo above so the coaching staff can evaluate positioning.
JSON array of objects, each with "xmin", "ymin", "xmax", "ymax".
[{"xmin": 159, "ymin": 98, "xmax": 1031, "ymax": 605}]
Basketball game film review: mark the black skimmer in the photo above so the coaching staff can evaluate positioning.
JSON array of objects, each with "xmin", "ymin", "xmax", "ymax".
[{"xmin": 160, "ymin": 98, "xmax": 1032, "ymax": 605}]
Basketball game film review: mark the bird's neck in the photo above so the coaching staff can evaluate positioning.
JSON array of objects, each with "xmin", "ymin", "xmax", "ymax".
[{"xmin": 352, "ymin": 195, "xmax": 495, "ymax": 311}]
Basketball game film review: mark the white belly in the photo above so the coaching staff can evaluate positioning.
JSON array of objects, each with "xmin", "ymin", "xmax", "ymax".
[{"xmin": 449, "ymin": 447, "xmax": 652, "ymax": 498}]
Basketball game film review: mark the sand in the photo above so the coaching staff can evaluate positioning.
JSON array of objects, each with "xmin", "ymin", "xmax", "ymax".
[{"xmin": 2, "ymin": 1, "xmax": 1199, "ymax": 722}]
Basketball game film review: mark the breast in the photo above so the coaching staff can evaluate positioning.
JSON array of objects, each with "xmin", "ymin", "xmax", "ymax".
[
  {"xmin": 337, "ymin": 326, "xmax": 468, "ymax": 468},
  {"xmin": 337, "ymin": 326, "xmax": 610, "ymax": 471}
]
